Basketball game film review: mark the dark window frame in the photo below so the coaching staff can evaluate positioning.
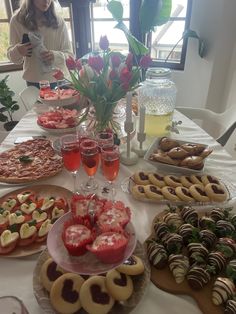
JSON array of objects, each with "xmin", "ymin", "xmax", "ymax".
[{"xmin": 0, "ymin": 0, "xmax": 192, "ymax": 72}]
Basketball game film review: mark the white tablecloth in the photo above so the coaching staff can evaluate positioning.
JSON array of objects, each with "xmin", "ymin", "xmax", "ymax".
[{"xmin": 0, "ymin": 110, "xmax": 236, "ymax": 314}]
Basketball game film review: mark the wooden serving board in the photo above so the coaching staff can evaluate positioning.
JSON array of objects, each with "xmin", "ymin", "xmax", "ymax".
[{"xmin": 145, "ymin": 210, "xmax": 224, "ymax": 314}]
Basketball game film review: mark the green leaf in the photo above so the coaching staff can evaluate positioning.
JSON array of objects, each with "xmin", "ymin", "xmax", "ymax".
[
  {"xmin": 107, "ymin": 0, "xmax": 123, "ymax": 21},
  {"xmin": 115, "ymin": 22, "xmax": 148, "ymax": 55},
  {"xmin": 11, "ymin": 104, "xmax": 20, "ymax": 111},
  {"xmin": 139, "ymin": 0, "xmax": 172, "ymax": 34},
  {"xmin": 19, "ymin": 156, "xmax": 33, "ymax": 163},
  {"xmin": 154, "ymin": 0, "xmax": 172, "ymax": 26},
  {"xmin": 0, "ymin": 113, "xmax": 8, "ymax": 122}
]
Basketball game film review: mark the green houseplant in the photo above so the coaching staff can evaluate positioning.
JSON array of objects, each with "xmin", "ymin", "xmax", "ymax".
[{"xmin": 0, "ymin": 75, "xmax": 20, "ymax": 131}]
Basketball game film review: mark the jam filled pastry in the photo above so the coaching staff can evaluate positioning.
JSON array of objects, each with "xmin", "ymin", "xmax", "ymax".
[
  {"xmin": 180, "ymin": 175, "xmax": 193, "ymax": 188},
  {"xmin": 131, "ymin": 185, "xmax": 146, "ymax": 199},
  {"xmin": 133, "ymin": 172, "xmax": 150, "ymax": 185},
  {"xmin": 189, "ymin": 184, "xmax": 210, "ymax": 202},
  {"xmin": 80, "ymin": 276, "xmax": 114, "ymax": 314},
  {"xmin": 164, "ymin": 175, "xmax": 182, "ymax": 188},
  {"xmin": 201, "ymin": 175, "xmax": 221, "ymax": 186},
  {"xmin": 50, "ymin": 273, "xmax": 84, "ymax": 314},
  {"xmin": 144, "ymin": 185, "xmax": 164, "ymax": 201},
  {"xmin": 180, "ymin": 156, "xmax": 204, "ymax": 170},
  {"xmin": 158, "ymin": 137, "xmax": 180, "ymax": 152},
  {"xmin": 162, "ymin": 186, "xmax": 181, "ymax": 202},
  {"xmin": 190, "ymin": 175, "xmax": 204, "ymax": 185},
  {"xmin": 150, "ymin": 152, "xmax": 180, "ymax": 166},
  {"xmin": 180, "ymin": 143, "xmax": 206, "ymax": 155},
  {"xmin": 106, "ymin": 269, "xmax": 133, "ymax": 301},
  {"xmin": 116, "ymin": 254, "xmax": 145, "ymax": 275},
  {"xmin": 40, "ymin": 257, "xmax": 65, "ymax": 292},
  {"xmin": 148, "ymin": 173, "xmax": 166, "ymax": 188},
  {"xmin": 175, "ymin": 186, "xmax": 195, "ymax": 202},
  {"xmin": 204, "ymin": 183, "xmax": 228, "ymax": 202}
]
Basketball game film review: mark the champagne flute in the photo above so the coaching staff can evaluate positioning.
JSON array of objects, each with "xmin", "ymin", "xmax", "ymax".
[
  {"xmin": 100, "ymin": 144, "xmax": 120, "ymax": 200},
  {"xmin": 96, "ymin": 131, "xmax": 114, "ymax": 152},
  {"xmin": 80, "ymin": 139, "xmax": 99, "ymax": 192},
  {"xmin": 60, "ymin": 134, "xmax": 81, "ymax": 193}
]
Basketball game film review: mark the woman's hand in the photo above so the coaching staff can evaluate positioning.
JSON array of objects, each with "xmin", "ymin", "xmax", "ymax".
[
  {"xmin": 40, "ymin": 50, "xmax": 54, "ymax": 64},
  {"xmin": 17, "ymin": 43, "xmax": 33, "ymax": 57}
]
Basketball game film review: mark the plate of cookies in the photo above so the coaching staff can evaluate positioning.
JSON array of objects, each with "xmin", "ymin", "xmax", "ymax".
[
  {"xmin": 144, "ymin": 137, "xmax": 213, "ymax": 173},
  {"xmin": 33, "ymin": 241, "xmax": 150, "ymax": 314},
  {"xmin": 144, "ymin": 205, "xmax": 236, "ymax": 314},
  {"xmin": 128, "ymin": 171, "xmax": 236, "ymax": 206}
]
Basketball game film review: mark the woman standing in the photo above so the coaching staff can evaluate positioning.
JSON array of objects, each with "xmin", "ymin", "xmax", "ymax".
[{"xmin": 7, "ymin": 0, "xmax": 73, "ymax": 88}]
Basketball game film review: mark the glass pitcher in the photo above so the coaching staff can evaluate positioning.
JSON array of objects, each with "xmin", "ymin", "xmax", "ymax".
[{"xmin": 138, "ymin": 68, "xmax": 177, "ymax": 137}]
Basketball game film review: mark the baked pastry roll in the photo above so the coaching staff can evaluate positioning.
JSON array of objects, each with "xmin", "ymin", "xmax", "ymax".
[
  {"xmin": 181, "ymin": 143, "xmax": 206, "ymax": 155},
  {"xmin": 159, "ymin": 137, "xmax": 180, "ymax": 151},
  {"xmin": 167, "ymin": 147, "xmax": 189, "ymax": 159},
  {"xmin": 180, "ymin": 156, "xmax": 204, "ymax": 170}
]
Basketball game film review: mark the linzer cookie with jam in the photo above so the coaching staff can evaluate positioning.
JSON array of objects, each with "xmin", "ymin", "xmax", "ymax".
[{"xmin": 130, "ymin": 171, "xmax": 230, "ymax": 204}]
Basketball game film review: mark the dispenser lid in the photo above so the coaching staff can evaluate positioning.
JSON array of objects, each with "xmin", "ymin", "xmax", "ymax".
[{"xmin": 146, "ymin": 67, "xmax": 171, "ymax": 79}]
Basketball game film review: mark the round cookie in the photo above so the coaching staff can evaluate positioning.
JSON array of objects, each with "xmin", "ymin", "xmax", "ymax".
[
  {"xmin": 167, "ymin": 147, "xmax": 189, "ymax": 159},
  {"xmin": 50, "ymin": 273, "xmax": 84, "ymax": 314},
  {"xmin": 175, "ymin": 186, "xmax": 195, "ymax": 202},
  {"xmin": 106, "ymin": 269, "xmax": 133, "ymax": 301},
  {"xmin": 133, "ymin": 172, "xmax": 150, "ymax": 185},
  {"xmin": 40, "ymin": 257, "xmax": 66, "ymax": 292},
  {"xmin": 180, "ymin": 175, "xmax": 193, "ymax": 188},
  {"xmin": 144, "ymin": 185, "xmax": 164, "ymax": 201},
  {"xmin": 164, "ymin": 175, "xmax": 182, "ymax": 188},
  {"xmin": 189, "ymin": 184, "xmax": 210, "ymax": 202},
  {"xmin": 161, "ymin": 186, "xmax": 181, "ymax": 202},
  {"xmin": 158, "ymin": 137, "xmax": 180, "ymax": 152},
  {"xmin": 201, "ymin": 175, "xmax": 221, "ymax": 186},
  {"xmin": 80, "ymin": 276, "xmax": 114, "ymax": 314},
  {"xmin": 116, "ymin": 254, "xmax": 145, "ymax": 275},
  {"xmin": 148, "ymin": 173, "xmax": 166, "ymax": 188},
  {"xmin": 131, "ymin": 185, "xmax": 146, "ymax": 199},
  {"xmin": 205, "ymin": 183, "xmax": 228, "ymax": 202},
  {"xmin": 190, "ymin": 174, "xmax": 204, "ymax": 185}
]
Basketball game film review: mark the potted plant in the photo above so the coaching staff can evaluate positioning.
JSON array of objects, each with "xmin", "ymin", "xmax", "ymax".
[{"xmin": 0, "ymin": 75, "xmax": 20, "ymax": 131}]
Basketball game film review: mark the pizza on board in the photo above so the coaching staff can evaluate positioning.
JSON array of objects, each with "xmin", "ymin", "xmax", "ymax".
[{"xmin": 0, "ymin": 139, "xmax": 63, "ymax": 183}]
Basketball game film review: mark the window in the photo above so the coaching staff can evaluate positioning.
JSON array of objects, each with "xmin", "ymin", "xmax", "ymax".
[
  {"xmin": 89, "ymin": 0, "xmax": 192, "ymax": 70},
  {"xmin": 0, "ymin": 0, "xmax": 192, "ymax": 73}
]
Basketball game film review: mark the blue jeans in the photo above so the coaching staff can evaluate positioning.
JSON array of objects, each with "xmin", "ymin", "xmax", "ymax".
[{"xmin": 26, "ymin": 81, "xmax": 57, "ymax": 89}]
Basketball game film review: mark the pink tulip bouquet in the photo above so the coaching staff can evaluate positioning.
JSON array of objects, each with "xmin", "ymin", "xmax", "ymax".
[{"xmin": 54, "ymin": 36, "xmax": 151, "ymax": 132}]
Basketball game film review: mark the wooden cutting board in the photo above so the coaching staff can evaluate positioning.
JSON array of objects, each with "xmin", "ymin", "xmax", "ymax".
[{"xmin": 146, "ymin": 210, "xmax": 224, "ymax": 314}]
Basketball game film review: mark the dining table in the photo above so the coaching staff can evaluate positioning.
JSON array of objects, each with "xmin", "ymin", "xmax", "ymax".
[{"xmin": 0, "ymin": 107, "xmax": 236, "ymax": 314}]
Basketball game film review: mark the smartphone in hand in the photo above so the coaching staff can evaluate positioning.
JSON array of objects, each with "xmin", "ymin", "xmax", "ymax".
[{"xmin": 21, "ymin": 33, "xmax": 30, "ymax": 44}]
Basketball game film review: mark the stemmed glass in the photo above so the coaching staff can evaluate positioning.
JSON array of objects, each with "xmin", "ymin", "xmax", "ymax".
[
  {"xmin": 80, "ymin": 139, "xmax": 99, "ymax": 192},
  {"xmin": 60, "ymin": 134, "xmax": 80, "ymax": 193},
  {"xmin": 96, "ymin": 131, "xmax": 114, "ymax": 152},
  {"xmin": 100, "ymin": 144, "xmax": 120, "ymax": 200}
]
